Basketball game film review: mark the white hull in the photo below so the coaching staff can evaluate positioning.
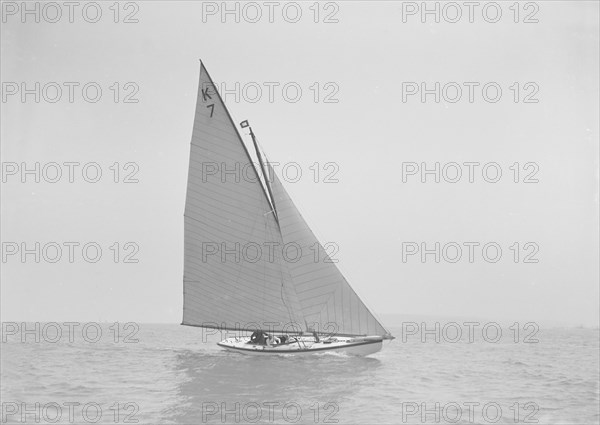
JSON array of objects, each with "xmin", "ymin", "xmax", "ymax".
[{"xmin": 217, "ymin": 336, "xmax": 384, "ymax": 356}]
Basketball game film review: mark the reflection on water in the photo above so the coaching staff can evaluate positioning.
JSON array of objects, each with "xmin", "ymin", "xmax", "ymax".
[{"xmin": 165, "ymin": 349, "xmax": 382, "ymax": 423}]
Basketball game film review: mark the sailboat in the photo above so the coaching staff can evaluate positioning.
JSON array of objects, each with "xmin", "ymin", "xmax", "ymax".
[{"xmin": 182, "ymin": 61, "xmax": 394, "ymax": 356}]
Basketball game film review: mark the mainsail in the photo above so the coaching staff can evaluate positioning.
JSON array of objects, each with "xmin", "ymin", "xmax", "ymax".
[
  {"xmin": 183, "ymin": 62, "xmax": 303, "ymax": 332},
  {"xmin": 183, "ymin": 62, "xmax": 391, "ymax": 338}
]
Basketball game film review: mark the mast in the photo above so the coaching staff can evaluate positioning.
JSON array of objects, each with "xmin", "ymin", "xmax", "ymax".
[{"xmin": 241, "ymin": 120, "xmax": 279, "ymax": 225}]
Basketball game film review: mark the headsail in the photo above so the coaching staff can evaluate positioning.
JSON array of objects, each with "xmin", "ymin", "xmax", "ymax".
[
  {"xmin": 183, "ymin": 62, "xmax": 303, "ymax": 332},
  {"xmin": 268, "ymin": 167, "xmax": 391, "ymax": 337},
  {"xmin": 183, "ymin": 62, "xmax": 392, "ymax": 338}
]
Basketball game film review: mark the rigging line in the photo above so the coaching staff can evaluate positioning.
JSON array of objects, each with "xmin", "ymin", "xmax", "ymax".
[
  {"xmin": 271, "ymin": 170, "xmax": 312, "ymax": 334},
  {"xmin": 261, "ymin": 217, "xmax": 268, "ymax": 328},
  {"xmin": 276, "ymin": 229, "xmax": 296, "ymax": 331},
  {"xmin": 252, "ymin": 133, "xmax": 279, "ymax": 225},
  {"xmin": 265, "ymin": 199, "xmax": 296, "ymax": 332},
  {"xmin": 247, "ymin": 126, "xmax": 279, "ymax": 227},
  {"xmin": 263, "ymin": 165, "xmax": 306, "ymax": 332}
]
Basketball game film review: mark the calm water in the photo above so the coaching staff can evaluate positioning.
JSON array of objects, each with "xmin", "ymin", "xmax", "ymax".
[{"xmin": 1, "ymin": 324, "xmax": 598, "ymax": 424}]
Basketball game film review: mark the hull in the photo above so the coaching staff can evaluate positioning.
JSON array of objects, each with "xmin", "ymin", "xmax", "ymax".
[{"xmin": 217, "ymin": 336, "xmax": 384, "ymax": 356}]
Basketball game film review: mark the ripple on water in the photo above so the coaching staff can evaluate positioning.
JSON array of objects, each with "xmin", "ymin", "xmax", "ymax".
[{"xmin": 1, "ymin": 325, "xmax": 598, "ymax": 424}]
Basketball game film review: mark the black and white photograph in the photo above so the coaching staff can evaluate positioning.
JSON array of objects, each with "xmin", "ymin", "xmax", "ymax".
[{"xmin": 1, "ymin": 1, "xmax": 599, "ymax": 424}]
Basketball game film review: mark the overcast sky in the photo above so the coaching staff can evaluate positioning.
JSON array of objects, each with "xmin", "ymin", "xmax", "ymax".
[{"xmin": 1, "ymin": 1, "xmax": 598, "ymax": 327}]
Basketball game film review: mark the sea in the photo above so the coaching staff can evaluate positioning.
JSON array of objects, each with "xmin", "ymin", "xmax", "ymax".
[{"xmin": 1, "ymin": 323, "xmax": 598, "ymax": 425}]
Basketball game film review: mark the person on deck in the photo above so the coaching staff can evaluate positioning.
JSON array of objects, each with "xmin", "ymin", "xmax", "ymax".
[
  {"xmin": 249, "ymin": 330, "xmax": 267, "ymax": 345},
  {"xmin": 266, "ymin": 334, "xmax": 280, "ymax": 346}
]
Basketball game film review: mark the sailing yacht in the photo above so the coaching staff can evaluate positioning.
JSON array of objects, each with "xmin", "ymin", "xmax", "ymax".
[{"xmin": 182, "ymin": 61, "xmax": 393, "ymax": 356}]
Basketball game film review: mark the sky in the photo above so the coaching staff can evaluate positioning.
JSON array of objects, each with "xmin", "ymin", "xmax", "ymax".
[{"xmin": 1, "ymin": 1, "xmax": 598, "ymax": 327}]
